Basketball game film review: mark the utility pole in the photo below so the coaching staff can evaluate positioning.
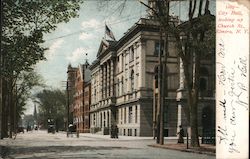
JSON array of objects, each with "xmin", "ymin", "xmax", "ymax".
[
  {"xmin": 157, "ymin": 27, "xmax": 163, "ymax": 144},
  {"xmin": 66, "ymin": 81, "xmax": 69, "ymax": 137}
]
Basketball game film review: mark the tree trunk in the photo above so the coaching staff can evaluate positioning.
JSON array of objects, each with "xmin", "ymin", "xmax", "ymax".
[
  {"xmin": 8, "ymin": 80, "xmax": 14, "ymax": 138},
  {"xmin": 190, "ymin": 47, "xmax": 201, "ymax": 147},
  {"xmin": 2, "ymin": 79, "xmax": 8, "ymax": 138},
  {"xmin": 190, "ymin": 95, "xmax": 200, "ymax": 147}
]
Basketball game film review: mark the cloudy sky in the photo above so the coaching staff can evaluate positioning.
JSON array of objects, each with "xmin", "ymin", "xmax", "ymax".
[
  {"xmin": 35, "ymin": 1, "xmax": 148, "ymax": 90},
  {"xmin": 35, "ymin": 0, "xmax": 215, "ymax": 89},
  {"xmin": 26, "ymin": 0, "xmax": 215, "ymax": 114}
]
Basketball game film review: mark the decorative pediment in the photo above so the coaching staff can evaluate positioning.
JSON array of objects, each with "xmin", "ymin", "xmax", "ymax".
[
  {"xmin": 96, "ymin": 38, "xmax": 117, "ymax": 58},
  {"xmin": 97, "ymin": 39, "xmax": 110, "ymax": 57}
]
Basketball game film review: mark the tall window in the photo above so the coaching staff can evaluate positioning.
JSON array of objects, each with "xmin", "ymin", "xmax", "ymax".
[
  {"xmin": 124, "ymin": 107, "xmax": 126, "ymax": 124},
  {"xmin": 130, "ymin": 47, "xmax": 134, "ymax": 61},
  {"xmin": 135, "ymin": 106, "xmax": 138, "ymax": 123},
  {"xmin": 103, "ymin": 112, "xmax": 106, "ymax": 127},
  {"xmin": 100, "ymin": 113, "xmax": 102, "ymax": 128},
  {"xmin": 107, "ymin": 112, "xmax": 109, "ymax": 127},
  {"xmin": 121, "ymin": 54, "xmax": 124, "ymax": 70},
  {"xmin": 131, "ymin": 70, "xmax": 134, "ymax": 92},
  {"xmin": 154, "ymin": 66, "xmax": 159, "ymax": 88},
  {"xmin": 120, "ymin": 108, "xmax": 123, "ymax": 124},
  {"xmin": 128, "ymin": 107, "xmax": 132, "ymax": 123},
  {"xmin": 155, "ymin": 41, "xmax": 160, "ymax": 55},
  {"xmin": 94, "ymin": 89, "xmax": 97, "ymax": 102},
  {"xmin": 121, "ymin": 76, "xmax": 124, "ymax": 95},
  {"xmin": 117, "ymin": 79, "xmax": 120, "ymax": 96},
  {"xmin": 154, "ymin": 41, "xmax": 164, "ymax": 56}
]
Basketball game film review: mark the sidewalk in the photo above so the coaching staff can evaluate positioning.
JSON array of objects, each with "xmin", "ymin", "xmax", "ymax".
[
  {"xmin": 80, "ymin": 133, "xmax": 215, "ymax": 156},
  {"xmin": 79, "ymin": 133, "xmax": 154, "ymax": 140},
  {"xmin": 149, "ymin": 143, "xmax": 215, "ymax": 156}
]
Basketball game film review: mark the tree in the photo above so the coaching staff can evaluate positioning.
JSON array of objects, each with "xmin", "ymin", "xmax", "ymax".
[
  {"xmin": 1, "ymin": 0, "xmax": 84, "ymax": 138},
  {"xmin": 35, "ymin": 89, "xmax": 67, "ymax": 131},
  {"xmin": 141, "ymin": 0, "xmax": 215, "ymax": 147},
  {"xmin": 101, "ymin": 0, "xmax": 215, "ymax": 147},
  {"xmin": 15, "ymin": 71, "xmax": 44, "ymax": 127}
]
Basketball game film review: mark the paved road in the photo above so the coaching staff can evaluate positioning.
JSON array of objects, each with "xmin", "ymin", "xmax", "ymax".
[{"xmin": 0, "ymin": 130, "xmax": 215, "ymax": 159}]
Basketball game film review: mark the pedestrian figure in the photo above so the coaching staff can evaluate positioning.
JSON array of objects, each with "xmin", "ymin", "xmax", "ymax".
[
  {"xmin": 177, "ymin": 125, "xmax": 184, "ymax": 143},
  {"xmin": 110, "ymin": 125, "xmax": 114, "ymax": 138},
  {"xmin": 114, "ymin": 125, "xmax": 118, "ymax": 138}
]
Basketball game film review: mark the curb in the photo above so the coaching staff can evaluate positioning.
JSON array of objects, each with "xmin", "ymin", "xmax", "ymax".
[{"xmin": 148, "ymin": 144, "xmax": 216, "ymax": 156}]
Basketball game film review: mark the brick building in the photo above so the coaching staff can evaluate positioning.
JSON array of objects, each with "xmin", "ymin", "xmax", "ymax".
[{"xmin": 66, "ymin": 63, "xmax": 91, "ymax": 133}]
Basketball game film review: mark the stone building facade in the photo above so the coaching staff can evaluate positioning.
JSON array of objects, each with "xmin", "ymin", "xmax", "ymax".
[
  {"xmin": 89, "ymin": 15, "xmax": 215, "ymax": 137},
  {"xmin": 89, "ymin": 17, "xmax": 182, "ymax": 136}
]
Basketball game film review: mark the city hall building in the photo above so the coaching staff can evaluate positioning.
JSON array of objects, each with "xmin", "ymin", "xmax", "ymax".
[
  {"xmin": 89, "ymin": 16, "xmax": 182, "ymax": 136},
  {"xmin": 89, "ymin": 5, "xmax": 215, "ymax": 137}
]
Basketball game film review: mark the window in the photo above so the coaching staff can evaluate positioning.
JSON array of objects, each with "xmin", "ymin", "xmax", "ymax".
[
  {"xmin": 93, "ymin": 114, "xmax": 96, "ymax": 126},
  {"xmin": 124, "ymin": 108, "xmax": 126, "ymax": 124},
  {"xmin": 135, "ymin": 106, "xmax": 138, "ymax": 123},
  {"xmin": 154, "ymin": 41, "xmax": 164, "ymax": 56},
  {"xmin": 117, "ymin": 56, "xmax": 120, "ymax": 73},
  {"xmin": 120, "ymin": 108, "xmax": 123, "ymax": 124},
  {"xmin": 117, "ymin": 79, "xmax": 120, "ymax": 96},
  {"xmin": 154, "ymin": 66, "xmax": 159, "ymax": 88},
  {"xmin": 94, "ymin": 89, "xmax": 97, "ymax": 102},
  {"xmin": 121, "ymin": 53, "xmax": 124, "ymax": 70},
  {"xmin": 130, "ymin": 47, "xmax": 134, "ymax": 61},
  {"xmin": 155, "ymin": 42, "xmax": 160, "ymax": 55},
  {"xmin": 100, "ymin": 113, "xmax": 102, "ymax": 128},
  {"xmin": 121, "ymin": 76, "xmax": 124, "ymax": 95},
  {"xmin": 200, "ymin": 67, "xmax": 209, "ymax": 91},
  {"xmin": 128, "ymin": 107, "xmax": 132, "ymax": 123},
  {"xmin": 107, "ymin": 112, "xmax": 109, "ymax": 127},
  {"xmin": 103, "ymin": 112, "xmax": 106, "ymax": 127},
  {"xmin": 130, "ymin": 70, "xmax": 134, "ymax": 92}
]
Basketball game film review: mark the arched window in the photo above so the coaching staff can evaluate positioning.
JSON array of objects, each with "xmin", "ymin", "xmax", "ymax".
[{"xmin": 131, "ymin": 70, "xmax": 134, "ymax": 91}]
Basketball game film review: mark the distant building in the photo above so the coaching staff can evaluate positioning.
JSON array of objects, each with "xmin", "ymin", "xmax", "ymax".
[
  {"xmin": 66, "ymin": 62, "xmax": 91, "ymax": 133},
  {"xmin": 83, "ymin": 81, "xmax": 91, "ymax": 133},
  {"xmin": 67, "ymin": 64, "xmax": 77, "ymax": 126}
]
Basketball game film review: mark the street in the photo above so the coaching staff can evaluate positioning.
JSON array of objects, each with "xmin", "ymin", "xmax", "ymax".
[{"xmin": 0, "ymin": 130, "xmax": 215, "ymax": 159}]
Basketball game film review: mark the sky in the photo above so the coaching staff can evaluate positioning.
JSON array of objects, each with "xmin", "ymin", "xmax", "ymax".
[
  {"xmin": 34, "ymin": 0, "xmax": 147, "ymax": 90},
  {"xmin": 25, "ymin": 0, "xmax": 216, "ymax": 115}
]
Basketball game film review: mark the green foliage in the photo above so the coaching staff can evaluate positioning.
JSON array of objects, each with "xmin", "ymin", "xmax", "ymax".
[
  {"xmin": 16, "ymin": 70, "xmax": 44, "ymax": 121},
  {"xmin": 1, "ymin": 0, "xmax": 84, "ymax": 77},
  {"xmin": 35, "ymin": 89, "xmax": 66, "ymax": 129}
]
